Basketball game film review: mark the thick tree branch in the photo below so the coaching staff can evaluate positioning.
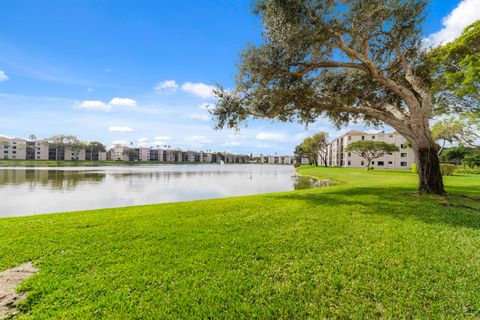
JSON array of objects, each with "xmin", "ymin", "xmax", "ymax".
[
  {"xmin": 329, "ymin": 29, "xmax": 422, "ymax": 113},
  {"xmin": 276, "ymin": 61, "xmax": 367, "ymax": 78}
]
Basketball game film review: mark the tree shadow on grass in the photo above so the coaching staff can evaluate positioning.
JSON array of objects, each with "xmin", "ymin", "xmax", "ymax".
[{"xmin": 267, "ymin": 185, "xmax": 480, "ymax": 230}]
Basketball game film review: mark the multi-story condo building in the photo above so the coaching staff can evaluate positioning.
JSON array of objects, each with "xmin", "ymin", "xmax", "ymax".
[
  {"xmin": 64, "ymin": 147, "xmax": 86, "ymax": 161},
  {"xmin": 138, "ymin": 148, "xmax": 150, "ymax": 161},
  {"xmin": 0, "ymin": 136, "xmax": 27, "ymax": 160},
  {"xmin": 85, "ymin": 149, "xmax": 107, "ymax": 161},
  {"xmin": 326, "ymin": 130, "xmax": 415, "ymax": 169},
  {"xmin": 260, "ymin": 155, "xmax": 309, "ymax": 165},
  {"xmin": 110, "ymin": 146, "xmax": 130, "ymax": 161},
  {"xmin": 26, "ymin": 140, "xmax": 49, "ymax": 160}
]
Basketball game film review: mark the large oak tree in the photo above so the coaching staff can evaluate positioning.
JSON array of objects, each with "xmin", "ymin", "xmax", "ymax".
[{"xmin": 213, "ymin": 0, "xmax": 479, "ymax": 194}]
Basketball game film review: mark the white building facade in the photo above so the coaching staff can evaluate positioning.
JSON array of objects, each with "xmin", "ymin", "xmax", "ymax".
[{"xmin": 326, "ymin": 130, "xmax": 415, "ymax": 169}]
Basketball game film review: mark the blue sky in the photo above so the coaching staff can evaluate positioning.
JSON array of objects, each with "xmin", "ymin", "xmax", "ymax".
[{"xmin": 0, "ymin": 0, "xmax": 478, "ymax": 155}]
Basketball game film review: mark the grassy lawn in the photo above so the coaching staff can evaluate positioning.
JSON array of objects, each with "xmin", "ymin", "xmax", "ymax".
[{"xmin": 1, "ymin": 167, "xmax": 480, "ymax": 318}]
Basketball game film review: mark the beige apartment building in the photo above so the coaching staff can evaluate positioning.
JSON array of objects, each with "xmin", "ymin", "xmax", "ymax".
[
  {"xmin": 110, "ymin": 146, "xmax": 130, "ymax": 161},
  {"xmin": 260, "ymin": 155, "xmax": 309, "ymax": 165},
  {"xmin": 32, "ymin": 140, "xmax": 49, "ymax": 160},
  {"xmin": 326, "ymin": 130, "xmax": 415, "ymax": 169},
  {"xmin": 138, "ymin": 148, "xmax": 150, "ymax": 161},
  {"xmin": 0, "ymin": 136, "xmax": 27, "ymax": 160},
  {"xmin": 64, "ymin": 147, "xmax": 86, "ymax": 161}
]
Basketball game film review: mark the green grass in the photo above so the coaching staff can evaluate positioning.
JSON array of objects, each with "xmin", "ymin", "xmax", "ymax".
[{"xmin": 1, "ymin": 167, "xmax": 480, "ymax": 318}]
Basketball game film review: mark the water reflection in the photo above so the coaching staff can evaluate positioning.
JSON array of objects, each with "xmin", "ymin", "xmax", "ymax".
[
  {"xmin": 0, "ymin": 165, "xmax": 326, "ymax": 217},
  {"xmin": 0, "ymin": 169, "xmax": 105, "ymax": 190}
]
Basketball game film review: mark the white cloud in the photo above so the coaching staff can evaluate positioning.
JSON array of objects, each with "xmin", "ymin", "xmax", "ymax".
[
  {"xmin": 154, "ymin": 80, "xmax": 179, "ymax": 92},
  {"xmin": 424, "ymin": 0, "xmax": 480, "ymax": 47},
  {"xmin": 181, "ymin": 82, "xmax": 215, "ymax": 99},
  {"xmin": 87, "ymin": 88, "xmax": 94, "ymax": 92},
  {"xmin": 138, "ymin": 137, "xmax": 148, "ymax": 143},
  {"xmin": 185, "ymin": 135, "xmax": 213, "ymax": 144},
  {"xmin": 109, "ymin": 97, "xmax": 137, "ymax": 108},
  {"xmin": 0, "ymin": 70, "xmax": 9, "ymax": 82},
  {"xmin": 256, "ymin": 132, "xmax": 287, "ymax": 142},
  {"xmin": 78, "ymin": 100, "xmax": 111, "ymax": 111},
  {"xmin": 108, "ymin": 126, "xmax": 134, "ymax": 133},
  {"xmin": 77, "ymin": 97, "xmax": 137, "ymax": 111},
  {"xmin": 186, "ymin": 112, "xmax": 210, "ymax": 121},
  {"xmin": 155, "ymin": 136, "xmax": 172, "ymax": 141}
]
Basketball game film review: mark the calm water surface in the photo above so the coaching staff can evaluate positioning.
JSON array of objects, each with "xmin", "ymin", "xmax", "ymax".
[{"xmin": 0, "ymin": 164, "xmax": 321, "ymax": 217}]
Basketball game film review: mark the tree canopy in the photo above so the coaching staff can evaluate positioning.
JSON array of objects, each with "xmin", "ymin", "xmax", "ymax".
[
  {"xmin": 431, "ymin": 116, "xmax": 479, "ymax": 154},
  {"xmin": 211, "ymin": 0, "xmax": 480, "ymax": 193},
  {"xmin": 428, "ymin": 20, "xmax": 480, "ymax": 99},
  {"xmin": 295, "ymin": 132, "xmax": 329, "ymax": 166}
]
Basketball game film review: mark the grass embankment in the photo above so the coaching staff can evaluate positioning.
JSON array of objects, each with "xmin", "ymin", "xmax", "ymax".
[
  {"xmin": 1, "ymin": 167, "xmax": 480, "ymax": 318},
  {"xmin": 0, "ymin": 160, "xmax": 207, "ymax": 167}
]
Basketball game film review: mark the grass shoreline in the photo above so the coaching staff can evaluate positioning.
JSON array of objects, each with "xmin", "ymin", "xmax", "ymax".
[{"xmin": 1, "ymin": 167, "xmax": 479, "ymax": 318}]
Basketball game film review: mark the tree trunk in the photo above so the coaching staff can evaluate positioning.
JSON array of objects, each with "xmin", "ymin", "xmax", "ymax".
[{"xmin": 414, "ymin": 145, "xmax": 445, "ymax": 194}]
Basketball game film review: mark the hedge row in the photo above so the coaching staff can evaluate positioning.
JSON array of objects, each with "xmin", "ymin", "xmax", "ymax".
[{"xmin": 411, "ymin": 163, "xmax": 479, "ymax": 175}]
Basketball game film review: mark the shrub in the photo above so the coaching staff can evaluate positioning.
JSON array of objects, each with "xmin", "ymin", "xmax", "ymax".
[
  {"xmin": 463, "ymin": 154, "xmax": 480, "ymax": 168},
  {"xmin": 455, "ymin": 166, "xmax": 480, "ymax": 174},
  {"xmin": 411, "ymin": 163, "xmax": 417, "ymax": 173},
  {"xmin": 440, "ymin": 164, "xmax": 455, "ymax": 176},
  {"xmin": 410, "ymin": 163, "xmax": 455, "ymax": 176}
]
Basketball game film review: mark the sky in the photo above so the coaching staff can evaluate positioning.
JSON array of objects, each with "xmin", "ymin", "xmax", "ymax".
[{"xmin": 0, "ymin": 0, "xmax": 478, "ymax": 155}]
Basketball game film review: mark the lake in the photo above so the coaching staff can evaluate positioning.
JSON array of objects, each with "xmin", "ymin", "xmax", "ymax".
[{"xmin": 0, "ymin": 164, "xmax": 321, "ymax": 217}]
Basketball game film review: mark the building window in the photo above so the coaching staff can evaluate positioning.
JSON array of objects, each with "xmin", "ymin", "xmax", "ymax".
[
  {"xmin": 400, "ymin": 162, "xmax": 407, "ymax": 166},
  {"xmin": 401, "ymin": 143, "xmax": 407, "ymax": 149},
  {"xmin": 372, "ymin": 135, "xmax": 375, "ymax": 139},
  {"xmin": 347, "ymin": 160, "xmax": 351, "ymax": 166},
  {"xmin": 348, "ymin": 136, "xmax": 351, "ymax": 141},
  {"xmin": 361, "ymin": 161, "xmax": 364, "ymax": 166},
  {"xmin": 388, "ymin": 161, "xmax": 393, "ymax": 164},
  {"xmin": 388, "ymin": 152, "xmax": 393, "ymax": 155},
  {"xmin": 371, "ymin": 161, "xmax": 375, "ymax": 164},
  {"xmin": 401, "ymin": 153, "xmax": 407, "ymax": 157},
  {"xmin": 348, "ymin": 152, "xmax": 351, "ymax": 157},
  {"xmin": 378, "ymin": 161, "xmax": 384, "ymax": 166},
  {"xmin": 389, "ymin": 134, "xmax": 393, "ymax": 138},
  {"xmin": 361, "ymin": 136, "xmax": 365, "ymax": 140}
]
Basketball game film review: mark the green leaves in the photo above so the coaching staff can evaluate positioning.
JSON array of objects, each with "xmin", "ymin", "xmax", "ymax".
[
  {"xmin": 295, "ymin": 132, "xmax": 329, "ymax": 166},
  {"xmin": 428, "ymin": 20, "xmax": 480, "ymax": 99},
  {"xmin": 345, "ymin": 140, "xmax": 399, "ymax": 154}
]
